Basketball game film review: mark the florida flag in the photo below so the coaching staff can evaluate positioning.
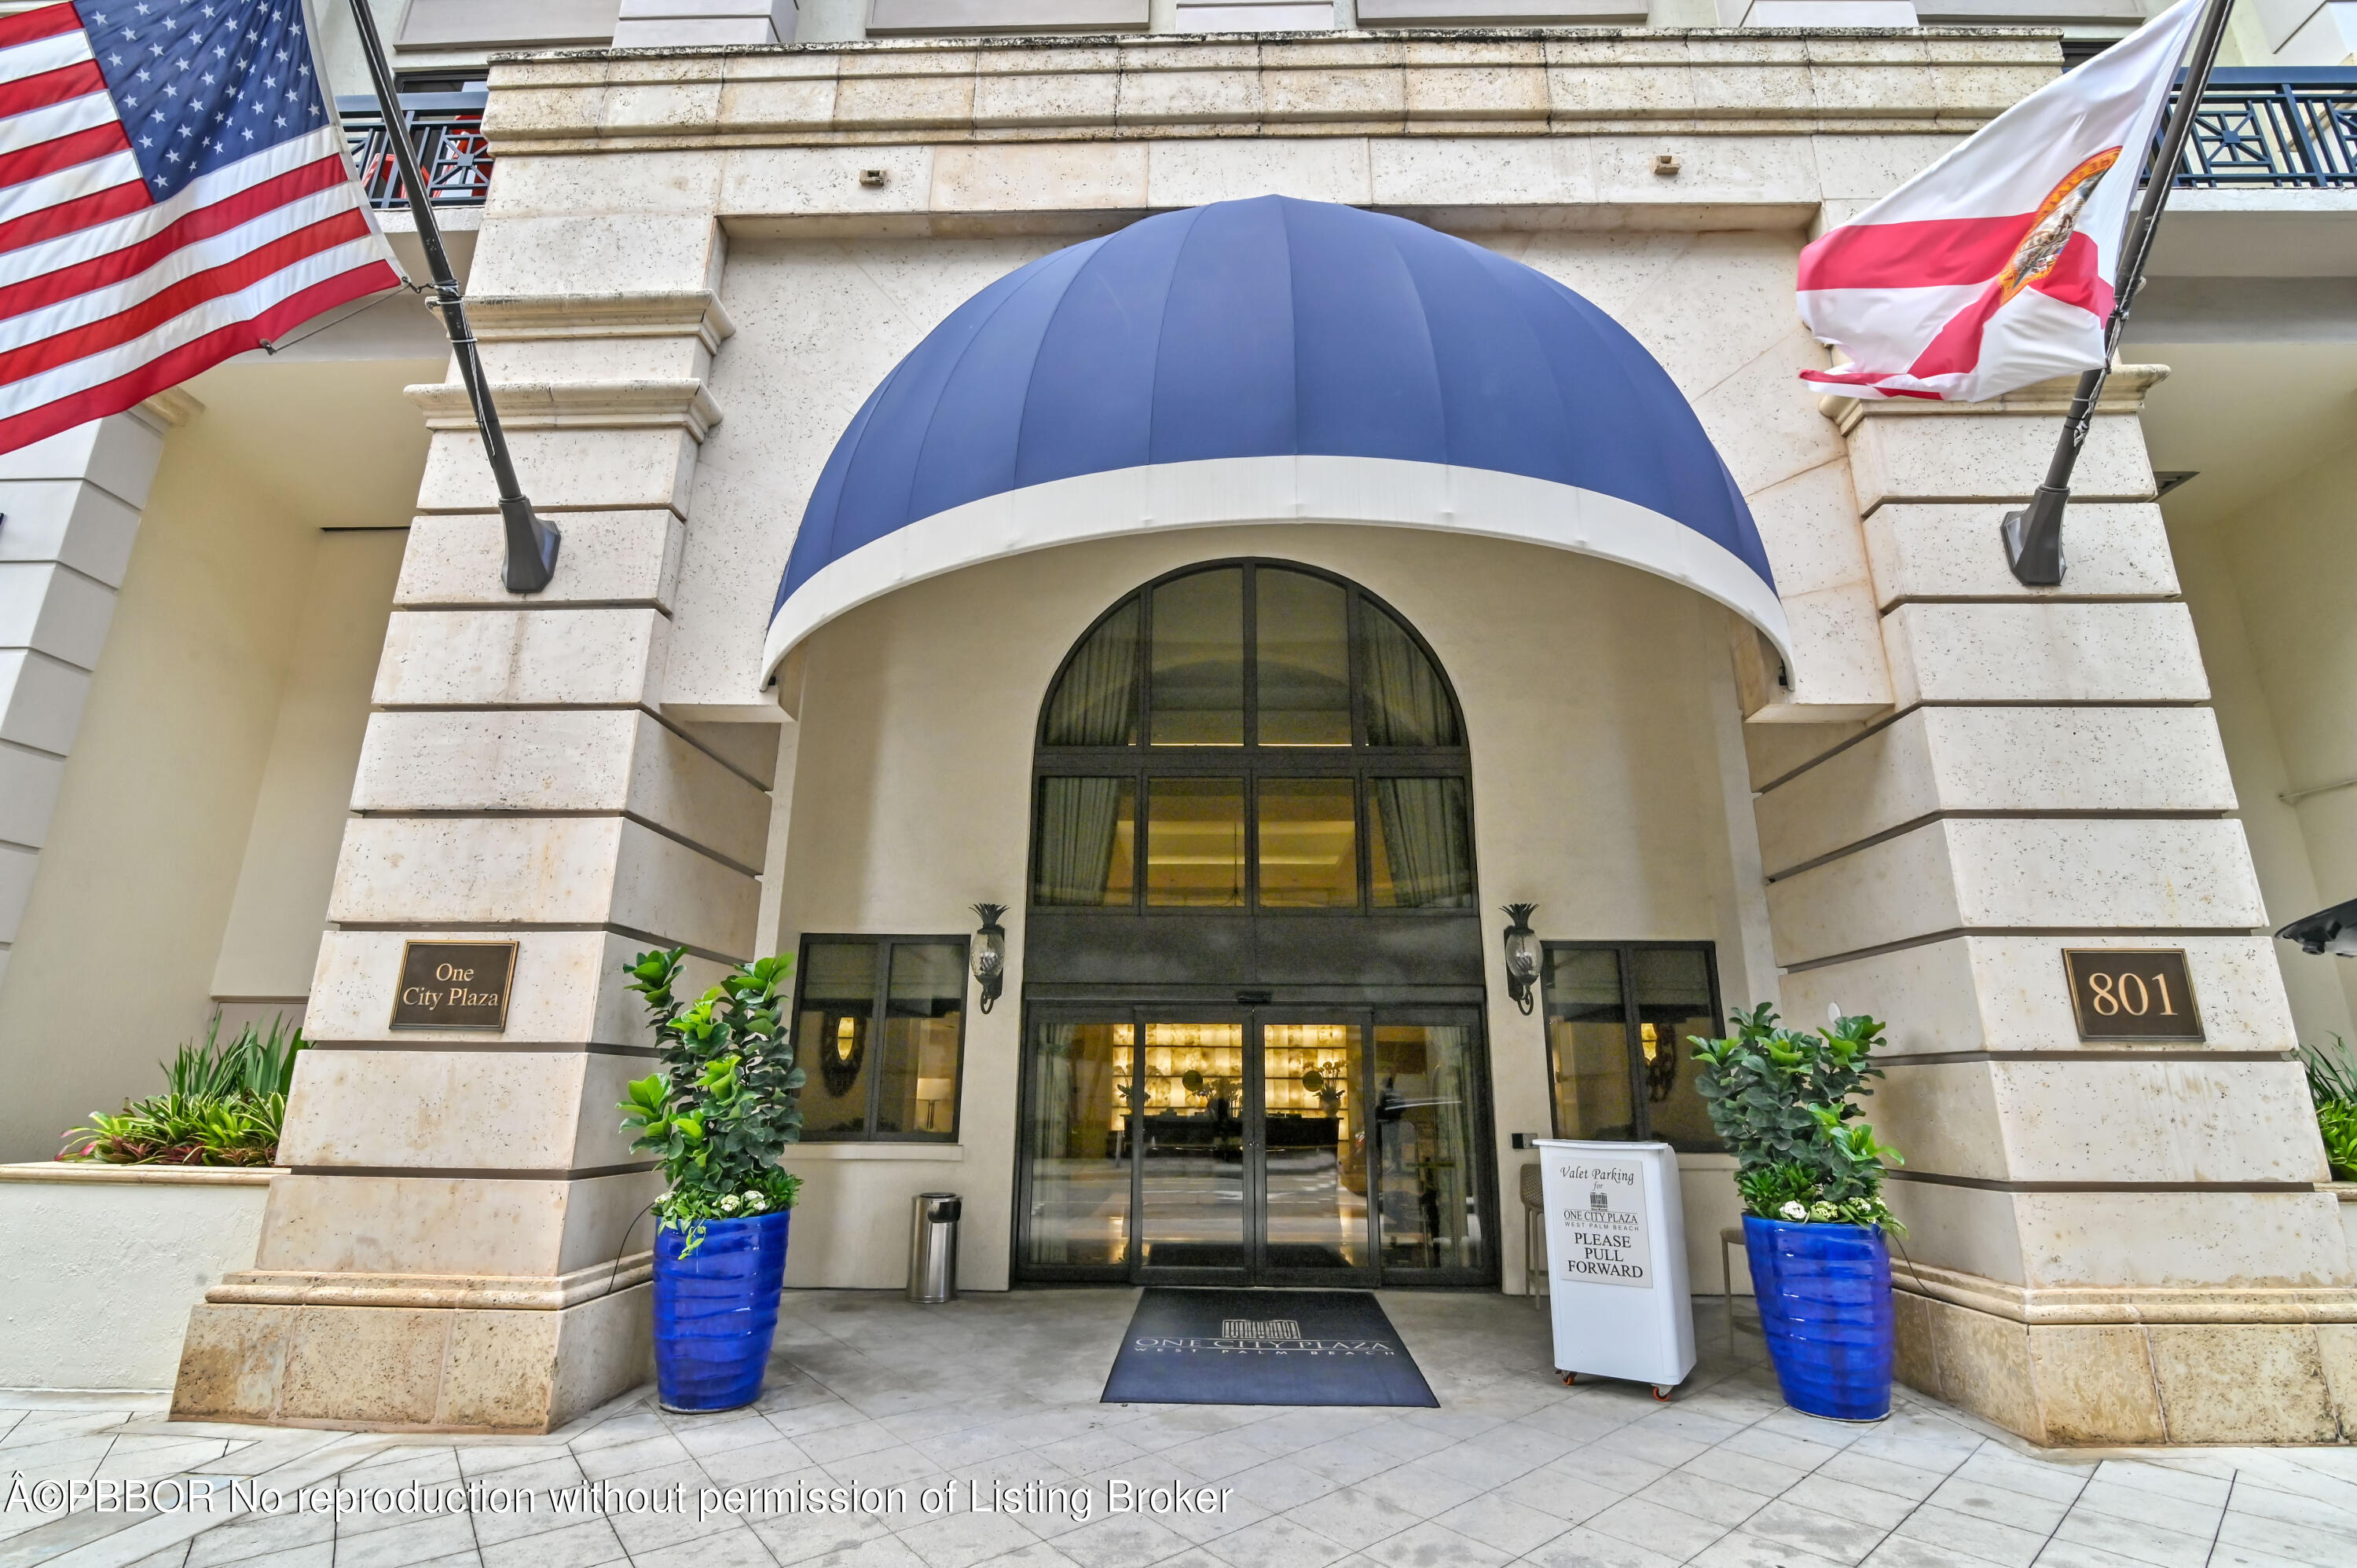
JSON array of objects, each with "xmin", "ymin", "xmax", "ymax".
[
  {"xmin": 1798, "ymin": 0, "xmax": 2203, "ymax": 403},
  {"xmin": 0, "ymin": 0, "xmax": 401, "ymax": 455}
]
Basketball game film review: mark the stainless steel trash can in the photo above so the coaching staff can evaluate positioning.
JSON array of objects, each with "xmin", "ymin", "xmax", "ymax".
[{"xmin": 908, "ymin": 1192, "xmax": 961, "ymax": 1303}]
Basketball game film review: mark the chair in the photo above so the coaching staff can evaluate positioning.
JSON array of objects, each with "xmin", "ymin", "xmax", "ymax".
[
  {"xmin": 1720, "ymin": 1225, "xmax": 1745, "ymax": 1303},
  {"xmin": 1521, "ymin": 1163, "xmax": 1546, "ymax": 1306}
]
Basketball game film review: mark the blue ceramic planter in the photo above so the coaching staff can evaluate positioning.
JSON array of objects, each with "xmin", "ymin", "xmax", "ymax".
[
  {"xmin": 1743, "ymin": 1214, "xmax": 1893, "ymax": 1422},
  {"xmin": 653, "ymin": 1210, "xmax": 790, "ymax": 1412}
]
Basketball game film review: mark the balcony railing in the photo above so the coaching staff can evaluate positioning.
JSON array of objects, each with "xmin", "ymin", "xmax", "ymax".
[
  {"xmin": 338, "ymin": 92, "xmax": 493, "ymax": 209},
  {"xmin": 2161, "ymin": 70, "xmax": 2357, "ymax": 189}
]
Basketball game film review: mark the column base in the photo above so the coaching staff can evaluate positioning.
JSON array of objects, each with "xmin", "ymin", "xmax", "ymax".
[
  {"xmin": 1895, "ymin": 1260, "xmax": 2357, "ymax": 1445},
  {"xmin": 170, "ymin": 1284, "xmax": 651, "ymax": 1433}
]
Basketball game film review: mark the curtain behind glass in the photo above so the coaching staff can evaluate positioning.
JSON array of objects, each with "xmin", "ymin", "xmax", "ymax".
[
  {"xmin": 1370, "ymin": 776, "xmax": 1474, "ymax": 908},
  {"xmin": 1034, "ymin": 778, "xmax": 1132, "ymax": 905},
  {"xmin": 1362, "ymin": 606, "xmax": 1461, "ymax": 747},
  {"xmin": 1043, "ymin": 599, "xmax": 1141, "ymax": 746}
]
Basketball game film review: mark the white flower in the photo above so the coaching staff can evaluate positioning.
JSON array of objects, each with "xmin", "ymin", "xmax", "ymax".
[
  {"xmin": 720, "ymin": 1193, "xmax": 741, "ymax": 1211},
  {"xmin": 743, "ymin": 1191, "xmax": 767, "ymax": 1211},
  {"xmin": 1809, "ymin": 1201, "xmax": 1839, "ymax": 1222},
  {"xmin": 1779, "ymin": 1200, "xmax": 1808, "ymax": 1221}
]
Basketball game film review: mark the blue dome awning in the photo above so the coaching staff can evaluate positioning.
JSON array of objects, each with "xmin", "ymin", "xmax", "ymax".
[{"xmin": 764, "ymin": 196, "xmax": 1786, "ymax": 677}]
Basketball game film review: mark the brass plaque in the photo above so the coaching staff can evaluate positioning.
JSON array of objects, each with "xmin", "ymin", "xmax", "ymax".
[
  {"xmin": 2062, "ymin": 948, "xmax": 2204, "ymax": 1042},
  {"xmin": 390, "ymin": 940, "xmax": 518, "ymax": 1032}
]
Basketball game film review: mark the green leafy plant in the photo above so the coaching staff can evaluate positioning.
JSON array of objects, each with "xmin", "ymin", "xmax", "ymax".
[
  {"xmin": 63, "ymin": 1017, "xmax": 307, "ymax": 1165},
  {"xmin": 620, "ymin": 948, "xmax": 806, "ymax": 1253},
  {"xmin": 1692, "ymin": 1004, "xmax": 1903, "ymax": 1231},
  {"xmin": 2302, "ymin": 1035, "xmax": 2357, "ymax": 1181}
]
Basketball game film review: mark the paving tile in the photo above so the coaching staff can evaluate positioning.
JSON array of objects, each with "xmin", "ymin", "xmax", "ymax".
[
  {"xmin": 1427, "ymin": 1492, "xmax": 1569, "ymax": 1556},
  {"xmin": 2045, "ymin": 1511, "xmax": 2210, "ymax": 1568},
  {"xmin": 1890, "ymin": 1504, "xmax": 2047, "ymax": 1568},
  {"xmin": 1285, "ymin": 1442, "xmax": 1398, "ymax": 1489},
  {"xmin": 1776, "ymin": 1475, "xmax": 1913, "ymax": 1532},
  {"xmin": 1283, "ymin": 1486, "xmax": 1428, "ymax": 1550},
  {"xmin": 1816, "ymin": 1453, "xmax": 1949, "ymax": 1505},
  {"xmin": 1859, "ymin": 1540, "xmax": 2015, "ymax": 1568},
  {"xmin": 1923, "ymin": 1478, "xmax": 2072, "ymax": 1537},
  {"xmin": 2227, "ymin": 1482, "xmax": 2357, "ymax": 1543},
  {"xmin": 1676, "ymin": 1450, "xmax": 1805, "ymax": 1501},
  {"xmin": 186, "ymin": 1512, "xmax": 336, "ymax": 1567},
  {"xmin": 2213, "ymin": 1512, "xmax": 2353, "ymax": 1568},
  {"xmin": 630, "ymin": 1523, "xmax": 779, "ymax": 1568},
  {"xmin": 331, "ymin": 1516, "xmax": 480, "ymax": 1568},
  {"xmin": 1354, "ymin": 1519, "xmax": 1508, "ymax": 1567},
  {"xmin": 1196, "ymin": 1513, "xmax": 1351, "ymax": 1568},
  {"xmin": 749, "ymin": 1510, "xmax": 896, "ymax": 1565},
  {"xmin": 476, "ymin": 1520, "xmax": 629, "ymax": 1568},
  {"xmin": 1043, "ymin": 1512, "xmax": 1189, "ymax": 1568},
  {"xmin": 1519, "ymin": 1523, "xmax": 1684, "ymax": 1568},
  {"xmin": 2060, "ymin": 1479, "xmax": 2220, "ymax": 1542},
  {"xmin": 1742, "ymin": 1497, "xmax": 1893, "ymax": 1568},
  {"xmin": 1584, "ymin": 1496, "xmax": 1730, "ymax": 1563},
  {"xmin": 894, "ymin": 1511, "xmax": 1039, "ymax": 1568},
  {"xmin": 1495, "ymin": 1468, "xmax": 1622, "ymax": 1526},
  {"xmin": 1684, "ymin": 1528, "xmax": 1851, "ymax": 1568},
  {"xmin": 1630, "ymin": 1474, "xmax": 1767, "ymax": 1531},
  {"xmin": 1545, "ymin": 1449, "xmax": 1670, "ymax": 1499}
]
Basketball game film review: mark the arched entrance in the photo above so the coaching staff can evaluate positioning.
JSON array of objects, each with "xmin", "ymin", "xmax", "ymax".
[{"xmin": 1015, "ymin": 559, "xmax": 1496, "ymax": 1288}]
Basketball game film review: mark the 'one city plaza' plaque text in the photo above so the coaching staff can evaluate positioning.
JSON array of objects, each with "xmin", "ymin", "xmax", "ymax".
[{"xmin": 390, "ymin": 940, "xmax": 518, "ymax": 1031}]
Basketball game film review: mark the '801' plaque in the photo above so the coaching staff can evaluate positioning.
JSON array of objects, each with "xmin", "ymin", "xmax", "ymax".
[{"xmin": 2062, "ymin": 949, "xmax": 2204, "ymax": 1042}]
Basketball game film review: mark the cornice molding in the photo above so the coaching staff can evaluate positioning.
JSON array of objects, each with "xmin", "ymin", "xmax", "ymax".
[
  {"xmin": 465, "ymin": 291, "xmax": 737, "ymax": 354},
  {"xmin": 132, "ymin": 386, "xmax": 203, "ymax": 430},
  {"xmin": 404, "ymin": 377, "xmax": 724, "ymax": 441},
  {"xmin": 1819, "ymin": 364, "xmax": 2172, "ymax": 433},
  {"xmin": 208, "ymin": 1256, "xmax": 652, "ymax": 1311},
  {"xmin": 479, "ymin": 28, "xmax": 2061, "ymax": 151}
]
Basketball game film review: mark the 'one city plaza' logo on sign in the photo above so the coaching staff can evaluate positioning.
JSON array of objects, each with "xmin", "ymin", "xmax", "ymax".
[
  {"xmin": 1134, "ymin": 1317, "xmax": 1400, "ymax": 1357},
  {"xmin": 1557, "ymin": 1156, "xmax": 1651, "ymax": 1288}
]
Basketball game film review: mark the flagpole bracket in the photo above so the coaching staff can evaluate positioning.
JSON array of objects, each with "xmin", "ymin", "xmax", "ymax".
[
  {"xmin": 500, "ymin": 498, "xmax": 563, "ymax": 595},
  {"xmin": 2000, "ymin": 486, "xmax": 2069, "ymax": 588}
]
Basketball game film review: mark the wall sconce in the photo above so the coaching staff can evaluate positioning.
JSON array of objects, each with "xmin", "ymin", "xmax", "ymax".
[
  {"xmin": 1501, "ymin": 903, "xmax": 1539, "ymax": 1016},
  {"xmin": 971, "ymin": 903, "xmax": 1008, "ymax": 1013}
]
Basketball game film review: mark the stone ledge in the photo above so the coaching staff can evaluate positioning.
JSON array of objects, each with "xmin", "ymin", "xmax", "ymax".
[
  {"xmin": 404, "ymin": 379, "xmax": 723, "ymax": 442},
  {"xmin": 1895, "ymin": 1254, "xmax": 2357, "ymax": 1327},
  {"xmin": 0, "ymin": 1161, "xmax": 280, "ymax": 1187},
  {"xmin": 1819, "ymin": 365, "xmax": 2171, "ymax": 432},
  {"xmin": 208, "ymin": 1255, "xmax": 654, "ymax": 1311},
  {"xmin": 466, "ymin": 291, "xmax": 737, "ymax": 354}
]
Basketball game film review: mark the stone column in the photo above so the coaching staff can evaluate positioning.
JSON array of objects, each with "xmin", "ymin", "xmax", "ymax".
[
  {"xmin": 0, "ymin": 400, "xmax": 189, "ymax": 998},
  {"xmin": 1753, "ymin": 368, "xmax": 2357, "ymax": 1445},
  {"xmin": 170, "ymin": 222, "xmax": 765, "ymax": 1431}
]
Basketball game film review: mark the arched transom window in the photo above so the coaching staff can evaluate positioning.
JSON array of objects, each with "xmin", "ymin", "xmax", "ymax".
[{"xmin": 1032, "ymin": 561, "xmax": 1474, "ymax": 914}]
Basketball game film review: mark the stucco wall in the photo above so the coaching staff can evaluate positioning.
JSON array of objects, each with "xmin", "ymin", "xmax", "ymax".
[
  {"xmin": 211, "ymin": 529, "xmax": 407, "ymax": 1014},
  {"xmin": 2170, "ymin": 442, "xmax": 2357, "ymax": 1046},
  {"xmin": 0, "ymin": 385, "xmax": 423, "ymax": 1162},
  {"xmin": 771, "ymin": 522, "xmax": 1772, "ymax": 1291}
]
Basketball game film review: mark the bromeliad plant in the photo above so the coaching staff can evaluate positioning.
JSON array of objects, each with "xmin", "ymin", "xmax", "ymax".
[
  {"xmin": 1692, "ymin": 1004, "xmax": 1904, "ymax": 1232},
  {"xmin": 2303, "ymin": 1036, "xmax": 2357, "ymax": 1181},
  {"xmin": 63, "ymin": 1016, "xmax": 306, "ymax": 1166},
  {"xmin": 619, "ymin": 948, "xmax": 805, "ymax": 1252}
]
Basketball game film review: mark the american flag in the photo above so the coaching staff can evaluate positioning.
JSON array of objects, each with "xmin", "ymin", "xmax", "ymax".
[{"xmin": 0, "ymin": 0, "xmax": 400, "ymax": 455}]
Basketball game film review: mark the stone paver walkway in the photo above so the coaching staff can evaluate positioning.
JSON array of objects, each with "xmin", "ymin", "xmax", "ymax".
[{"xmin": 5, "ymin": 1291, "xmax": 2355, "ymax": 1568}]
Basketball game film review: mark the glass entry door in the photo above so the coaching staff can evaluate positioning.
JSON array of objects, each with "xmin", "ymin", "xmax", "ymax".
[{"xmin": 1018, "ymin": 1006, "xmax": 1492, "ymax": 1287}]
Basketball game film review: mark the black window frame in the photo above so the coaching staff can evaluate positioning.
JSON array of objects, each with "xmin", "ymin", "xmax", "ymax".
[
  {"xmin": 1030, "ymin": 558, "xmax": 1475, "ymax": 919},
  {"xmin": 790, "ymin": 932, "xmax": 970, "ymax": 1144},
  {"xmin": 1538, "ymin": 940, "xmax": 1725, "ymax": 1151}
]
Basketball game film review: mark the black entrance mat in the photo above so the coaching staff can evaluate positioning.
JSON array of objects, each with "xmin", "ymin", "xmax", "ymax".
[{"xmin": 1101, "ymin": 1288, "xmax": 1439, "ymax": 1407}]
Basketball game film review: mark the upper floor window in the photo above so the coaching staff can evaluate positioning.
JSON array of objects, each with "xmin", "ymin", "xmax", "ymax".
[{"xmin": 1032, "ymin": 561, "xmax": 1472, "ymax": 914}]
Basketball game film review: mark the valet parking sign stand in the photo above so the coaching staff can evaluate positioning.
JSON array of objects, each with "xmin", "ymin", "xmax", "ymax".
[{"xmin": 1534, "ymin": 1140, "xmax": 1695, "ymax": 1399}]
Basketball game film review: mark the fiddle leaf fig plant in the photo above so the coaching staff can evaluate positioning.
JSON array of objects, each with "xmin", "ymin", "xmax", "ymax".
[
  {"xmin": 620, "ymin": 948, "xmax": 805, "ymax": 1253},
  {"xmin": 1692, "ymin": 1003, "xmax": 1904, "ymax": 1232}
]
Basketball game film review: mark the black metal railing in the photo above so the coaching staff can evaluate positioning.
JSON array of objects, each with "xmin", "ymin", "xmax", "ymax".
[
  {"xmin": 338, "ymin": 92, "xmax": 493, "ymax": 208},
  {"xmin": 2161, "ymin": 70, "xmax": 2357, "ymax": 189}
]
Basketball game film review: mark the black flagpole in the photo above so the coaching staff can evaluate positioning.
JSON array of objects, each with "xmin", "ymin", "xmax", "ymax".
[
  {"xmin": 2000, "ymin": 0, "xmax": 2237, "ymax": 587},
  {"xmin": 345, "ymin": 0, "xmax": 559, "ymax": 593}
]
